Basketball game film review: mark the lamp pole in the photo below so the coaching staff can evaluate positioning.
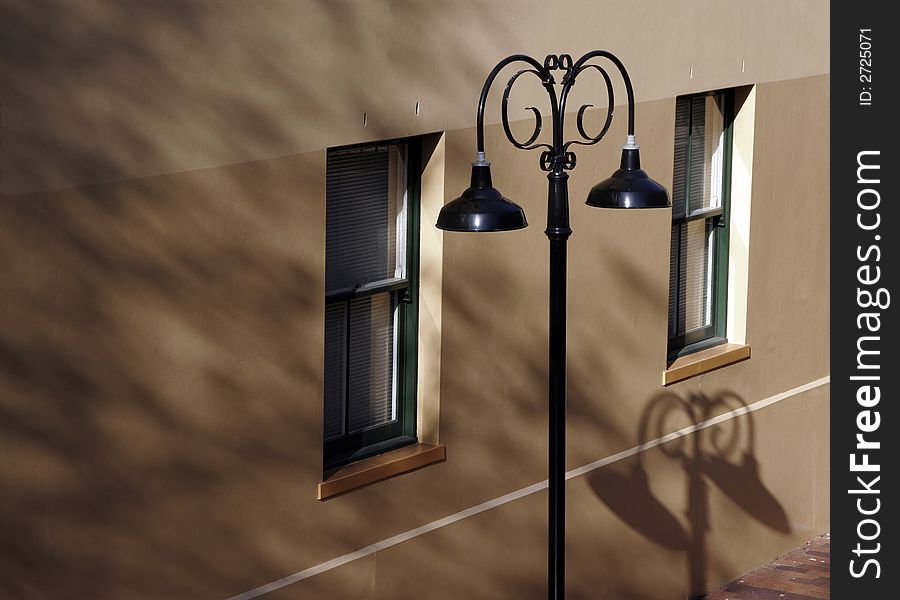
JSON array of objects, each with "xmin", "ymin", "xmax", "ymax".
[{"xmin": 437, "ymin": 51, "xmax": 670, "ymax": 599}]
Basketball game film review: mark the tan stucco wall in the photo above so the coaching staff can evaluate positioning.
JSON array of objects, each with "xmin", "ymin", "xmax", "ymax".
[
  {"xmin": 0, "ymin": 1, "xmax": 828, "ymax": 598},
  {"xmin": 2, "ymin": 1, "xmax": 828, "ymax": 195}
]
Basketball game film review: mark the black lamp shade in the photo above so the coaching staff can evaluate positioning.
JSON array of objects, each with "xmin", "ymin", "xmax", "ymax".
[
  {"xmin": 586, "ymin": 148, "xmax": 670, "ymax": 209},
  {"xmin": 436, "ymin": 164, "xmax": 528, "ymax": 232}
]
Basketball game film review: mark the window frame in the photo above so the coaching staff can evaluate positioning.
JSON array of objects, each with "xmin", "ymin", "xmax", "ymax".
[
  {"xmin": 668, "ymin": 89, "xmax": 735, "ymax": 360},
  {"xmin": 323, "ymin": 138, "xmax": 421, "ymax": 471}
]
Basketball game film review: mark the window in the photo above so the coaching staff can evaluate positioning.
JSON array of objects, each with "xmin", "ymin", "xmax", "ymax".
[
  {"xmin": 667, "ymin": 90, "xmax": 734, "ymax": 358},
  {"xmin": 323, "ymin": 140, "xmax": 420, "ymax": 470}
]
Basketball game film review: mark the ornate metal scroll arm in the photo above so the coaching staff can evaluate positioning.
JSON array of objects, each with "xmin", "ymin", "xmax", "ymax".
[
  {"xmin": 475, "ymin": 54, "xmax": 556, "ymax": 157},
  {"xmin": 560, "ymin": 64, "xmax": 616, "ymax": 153},
  {"xmin": 474, "ymin": 51, "xmax": 636, "ymax": 173},
  {"xmin": 501, "ymin": 69, "xmax": 553, "ymax": 153},
  {"xmin": 558, "ymin": 50, "xmax": 637, "ymax": 157}
]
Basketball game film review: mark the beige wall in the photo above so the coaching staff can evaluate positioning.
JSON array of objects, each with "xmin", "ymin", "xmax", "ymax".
[
  {"xmin": 2, "ymin": 1, "xmax": 828, "ymax": 195},
  {"xmin": 0, "ymin": 1, "xmax": 828, "ymax": 598}
]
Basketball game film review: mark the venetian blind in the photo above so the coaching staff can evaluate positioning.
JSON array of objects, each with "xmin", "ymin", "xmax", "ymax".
[
  {"xmin": 669, "ymin": 96, "xmax": 723, "ymax": 338},
  {"xmin": 324, "ymin": 145, "xmax": 405, "ymax": 442}
]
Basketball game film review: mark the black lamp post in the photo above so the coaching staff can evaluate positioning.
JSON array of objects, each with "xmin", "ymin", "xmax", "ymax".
[{"xmin": 436, "ymin": 51, "xmax": 669, "ymax": 599}]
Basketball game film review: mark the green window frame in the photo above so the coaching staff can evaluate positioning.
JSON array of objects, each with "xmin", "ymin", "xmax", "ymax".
[
  {"xmin": 323, "ymin": 138, "xmax": 420, "ymax": 470},
  {"xmin": 667, "ymin": 90, "xmax": 734, "ymax": 359}
]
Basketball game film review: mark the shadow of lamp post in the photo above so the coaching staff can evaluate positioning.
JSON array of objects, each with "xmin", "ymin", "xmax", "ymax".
[
  {"xmin": 436, "ymin": 51, "xmax": 670, "ymax": 600},
  {"xmin": 589, "ymin": 391, "xmax": 791, "ymax": 598}
]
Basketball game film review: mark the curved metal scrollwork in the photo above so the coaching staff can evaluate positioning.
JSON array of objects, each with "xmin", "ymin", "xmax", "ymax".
[
  {"xmin": 475, "ymin": 50, "xmax": 636, "ymax": 172},
  {"xmin": 539, "ymin": 149, "xmax": 576, "ymax": 172},
  {"xmin": 563, "ymin": 64, "xmax": 615, "ymax": 153},
  {"xmin": 540, "ymin": 150, "xmax": 553, "ymax": 172},
  {"xmin": 544, "ymin": 53, "xmax": 574, "ymax": 75},
  {"xmin": 501, "ymin": 69, "xmax": 552, "ymax": 152}
]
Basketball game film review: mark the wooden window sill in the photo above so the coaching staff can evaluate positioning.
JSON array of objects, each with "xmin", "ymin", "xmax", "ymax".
[
  {"xmin": 663, "ymin": 343, "xmax": 751, "ymax": 385},
  {"xmin": 318, "ymin": 443, "xmax": 446, "ymax": 500}
]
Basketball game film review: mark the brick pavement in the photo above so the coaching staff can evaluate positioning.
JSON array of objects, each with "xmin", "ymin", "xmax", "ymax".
[{"xmin": 702, "ymin": 533, "xmax": 830, "ymax": 600}]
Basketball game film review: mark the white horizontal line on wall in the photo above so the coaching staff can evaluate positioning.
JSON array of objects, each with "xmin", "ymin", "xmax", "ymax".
[{"xmin": 227, "ymin": 375, "xmax": 830, "ymax": 600}]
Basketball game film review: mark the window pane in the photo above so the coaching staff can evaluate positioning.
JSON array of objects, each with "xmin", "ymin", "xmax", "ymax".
[
  {"xmin": 668, "ymin": 224, "xmax": 679, "ymax": 339},
  {"xmin": 325, "ymin": 146, "xmax": 408, "ymax": 293},
  {"xmin": 672, "ymin": 97, "xmax": 690, "ymax": 218},
  {"xmin": 675, "ymin": 219, "xmax": 714, "ymax": 334},
  {"xmin": 688, "ymin": 95, "xmax": 726, "ymax": 213},
  {"xmin": 347, "ymin": 293, "xmax": 396, "ymax": 433},
  {"xmin": 669, "ymin": 91, "xmax": 730, "ymax": 348},
  {"xmin": 323, "ymin": 302, "xmax": 346, "ymax": 441}
]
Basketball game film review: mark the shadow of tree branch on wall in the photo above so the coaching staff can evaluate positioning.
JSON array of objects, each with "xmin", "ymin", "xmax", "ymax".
[
  {"xmin": 0, "ymin": 155, "xmax": 327, "ymax": 598},
  {"xmin": 0, "ymin": 2, "xmax": 809, "ymax": 598},
  {"xmin": 0, "ymin": 1, "xmax": 535, "ymax": 598},
  {"xmin": 0, "ymin": 1, "xmax": 499, "ymax": 196}
]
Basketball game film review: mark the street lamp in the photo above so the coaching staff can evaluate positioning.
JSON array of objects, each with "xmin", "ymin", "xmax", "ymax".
[{"xmin": 436, "ymin": 51, "xmax": 669, "ymax": 599}]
